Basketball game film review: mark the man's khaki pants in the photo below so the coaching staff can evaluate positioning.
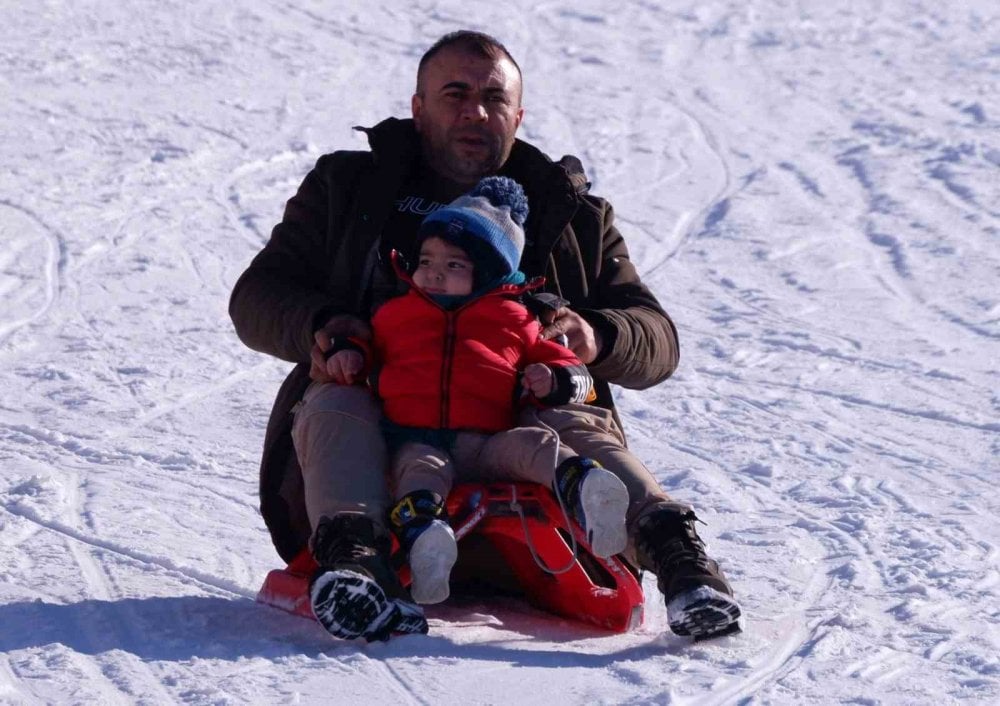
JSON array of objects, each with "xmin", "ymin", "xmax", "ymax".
[{"xmin": 291, "ymin": 383, "xmax": 689, "ymax": 563}]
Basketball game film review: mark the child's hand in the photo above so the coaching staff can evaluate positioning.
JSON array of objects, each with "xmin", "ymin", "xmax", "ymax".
[
  {"xmin": 522, "ymin": 363, "xmax": 554, "ymax": 399},
  {"xmin": 310, "ymin": 315, "xmax": 371, "ymax": 384},
  {"xmin": 326, "ymin": 349, "xmax": 365, "ymax": 385}
]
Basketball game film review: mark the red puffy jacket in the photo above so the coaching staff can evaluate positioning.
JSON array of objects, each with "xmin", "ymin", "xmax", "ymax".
[{"xmin": 369, "ymin": 279, "xmax": 592, "ymax": 432}]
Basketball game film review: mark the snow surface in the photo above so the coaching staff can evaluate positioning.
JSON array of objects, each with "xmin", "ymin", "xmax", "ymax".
[{"xmin": 2, "ymin": 1, "xmax": 998, "ymax": 704}]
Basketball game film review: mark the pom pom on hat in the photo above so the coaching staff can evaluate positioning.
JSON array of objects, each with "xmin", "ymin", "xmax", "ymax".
[{"xmin": 470, "ymin": 176, "xmax": 529, "ymax": 226}]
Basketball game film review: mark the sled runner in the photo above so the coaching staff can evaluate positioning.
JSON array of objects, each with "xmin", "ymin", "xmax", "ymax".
[{"xmin": 257, "ymin": 481, "xmax": 645, "ymax": 633}]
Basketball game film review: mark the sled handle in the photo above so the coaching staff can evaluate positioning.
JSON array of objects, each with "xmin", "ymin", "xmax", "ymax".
[{"xmin": 510, "ymin": 483, "xmax": 580, "ymax": 575}]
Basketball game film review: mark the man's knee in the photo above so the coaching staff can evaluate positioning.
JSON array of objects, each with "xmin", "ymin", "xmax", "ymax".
[
  {"xmin": 520, "ymin": 403, "xmax": 626, "ymax": 447},
  {"xmin": 292, "ymin": 384, "xmax": 383, "ymax": 449},
  {"xmin": 295, "ymin": 382, "xmax": 382, "ymax": 425}
]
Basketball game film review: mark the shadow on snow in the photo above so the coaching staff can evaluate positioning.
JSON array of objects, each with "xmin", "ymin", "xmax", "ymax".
[{"xmin": 0, "ymin": 594, "xmax": 692, "ymax": 664}]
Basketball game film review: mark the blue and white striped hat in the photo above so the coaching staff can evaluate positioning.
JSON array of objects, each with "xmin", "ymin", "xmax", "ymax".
[{"xmin": 418, "ymin": 176, "xmax": 529, "ymax": 284}]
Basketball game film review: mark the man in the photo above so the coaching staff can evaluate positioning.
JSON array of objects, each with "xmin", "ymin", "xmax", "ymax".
[{"xmin": 230, "ymin": 31, "xmax": 741, "ymax": 642}]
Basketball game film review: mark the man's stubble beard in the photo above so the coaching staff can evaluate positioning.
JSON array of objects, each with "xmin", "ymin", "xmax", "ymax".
[{"xmin": 422, "ymin": 130, "xmax": 508, "ymax": 185}]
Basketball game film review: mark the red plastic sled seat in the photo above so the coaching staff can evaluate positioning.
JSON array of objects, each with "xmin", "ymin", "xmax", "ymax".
[{"xmin": 257, "ymin": 481, "xmax": 645, "ymax": 633}]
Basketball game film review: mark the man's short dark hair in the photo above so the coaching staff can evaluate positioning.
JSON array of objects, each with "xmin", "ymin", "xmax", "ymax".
[{"xmin": 416, "ymin": 30, "xmax": 522, "ymax": 95}]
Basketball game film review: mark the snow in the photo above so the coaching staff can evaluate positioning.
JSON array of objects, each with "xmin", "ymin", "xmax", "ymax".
[{"xmin": 1, "ymin": 0, "xmax": 997, "ymax": 703}]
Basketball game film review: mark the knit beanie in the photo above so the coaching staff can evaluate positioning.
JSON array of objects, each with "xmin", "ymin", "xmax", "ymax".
[{"xmin": 417, "ymin": 176, "xmax": 529, "ymax": 289}]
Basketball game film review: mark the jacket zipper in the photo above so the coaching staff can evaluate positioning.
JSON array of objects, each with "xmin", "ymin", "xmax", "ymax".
[
  {"xmin": 440, "ymin": 310, "xmax": 456, "ymax": 427},
  {"xmin": 422, "ymin": 285, "xmax": 543, "ymax": 428}
]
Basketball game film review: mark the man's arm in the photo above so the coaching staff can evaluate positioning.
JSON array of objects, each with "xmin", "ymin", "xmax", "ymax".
[
  {"xmin": 544, "ymin": 199, "xmax": 679, "ymax": 390},
  {"xmin": 229, "ymin": 153, "xmax": 365, "ymax": 364}
]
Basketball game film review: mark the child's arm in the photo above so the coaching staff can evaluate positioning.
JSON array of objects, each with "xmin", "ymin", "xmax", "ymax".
[{"xmin": 522, "ymin": 338, "xmax": 594, "ymax": 406}]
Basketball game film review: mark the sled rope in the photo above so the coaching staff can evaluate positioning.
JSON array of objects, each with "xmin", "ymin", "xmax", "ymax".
[{"xmin": 510, "ymin": 417, "xmax": 580, "ymax": 575}]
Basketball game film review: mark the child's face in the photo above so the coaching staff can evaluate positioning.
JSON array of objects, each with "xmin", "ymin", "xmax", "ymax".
[{"xmin": 413, "ymin": 236, "xmax": 474, "ymax": 296}]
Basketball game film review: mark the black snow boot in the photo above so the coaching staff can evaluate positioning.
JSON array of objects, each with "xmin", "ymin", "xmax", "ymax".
[
  {"xmin": 308, "ymin": 513, "xmax": 428, "ymax": 642},
  {"xmin": 635, "ymin": 507, "xmax": 742, "ymax": 639}
]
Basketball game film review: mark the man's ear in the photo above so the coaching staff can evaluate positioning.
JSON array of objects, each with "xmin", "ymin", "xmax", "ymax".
[
  {"xmin": 411, "ymin": 93, "xmax": 423, "ymax": 130},
  {"xmin": 514, "ymin": 106, "xmax": 524, "ymax": 132}
]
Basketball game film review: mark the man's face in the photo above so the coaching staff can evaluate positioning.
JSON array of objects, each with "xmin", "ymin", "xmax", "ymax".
[{"xmin": 412, "ymin": 48, "xmax": 524, "ymax": 186}]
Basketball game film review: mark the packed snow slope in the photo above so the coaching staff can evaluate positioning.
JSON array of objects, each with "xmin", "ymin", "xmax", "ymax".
[{"xmin": 1, "ymin": 1, "xmax": 997, "ymax": 704}]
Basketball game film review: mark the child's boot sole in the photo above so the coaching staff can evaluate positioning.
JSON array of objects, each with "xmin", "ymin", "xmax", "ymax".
[
  {"xmin": 408, "ymin": 520, "xmax": 458, "ymax": 604},
  {"xmin": 579, "ymin": 468, "xmax": 629, "ymax": 558}
]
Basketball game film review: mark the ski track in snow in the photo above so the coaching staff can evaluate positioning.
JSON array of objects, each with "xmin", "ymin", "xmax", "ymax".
[
  {"xmin": 1, "ymin": 1, "xmax": 998, "ymax": 704},
  {"xmin": 0, "ymin": 200, "xmax": 66, "ymax": 347}
]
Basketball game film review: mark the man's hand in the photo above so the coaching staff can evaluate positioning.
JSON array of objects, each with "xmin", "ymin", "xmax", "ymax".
[
  {"xmin": 309, "ymin": 315, "xmax": 372, "ymax": 383},
  {"xmin": 540, "ymin": 307, "xmax": 603, "ymax": 364},
  {"xmin": 522, "ymin": 363, "xmax": 555, "ymax": 399}
]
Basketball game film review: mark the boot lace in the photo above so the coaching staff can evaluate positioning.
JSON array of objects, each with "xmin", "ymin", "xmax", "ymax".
[
  {"xmin": 312, "ymin": 517, "xmax": 379, "ymax": 568},
  {"xmin": 638, "ymin": 510, "xmax": 713, "ymax": 576}
]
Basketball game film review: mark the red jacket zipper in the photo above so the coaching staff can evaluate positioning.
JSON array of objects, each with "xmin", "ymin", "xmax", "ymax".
[{"xmin": 439, "ymin": 310, "xmax": 456, "ymax": 427}]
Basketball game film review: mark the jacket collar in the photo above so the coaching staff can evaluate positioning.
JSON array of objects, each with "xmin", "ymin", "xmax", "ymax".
[
  {"xmin": 355, "ymin": 117, "xmax": 589, "ymax": 196},
  {"xmin": 354, "ymin": 118, "xmax": 417, "ymax": 166},
  {"xmin": 355, "ymin": 117, "xmax": 588, "ymax": 276}
]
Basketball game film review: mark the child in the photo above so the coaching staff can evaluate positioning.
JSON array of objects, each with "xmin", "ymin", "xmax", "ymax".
[{"xmin": 326, "ymin": 176, "xmax": 630, "ymax": 604}]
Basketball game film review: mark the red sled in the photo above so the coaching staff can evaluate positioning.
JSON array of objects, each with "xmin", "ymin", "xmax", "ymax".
[{"xmin": 257, "ymin": 481, "xmax": 645, "ymax": 633}]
